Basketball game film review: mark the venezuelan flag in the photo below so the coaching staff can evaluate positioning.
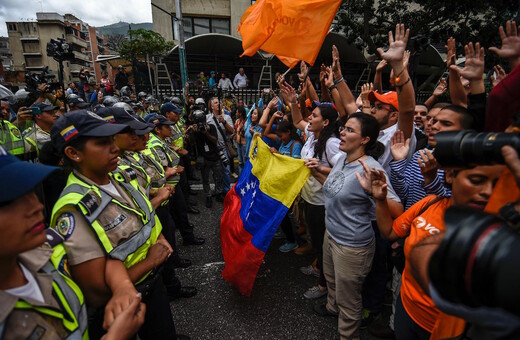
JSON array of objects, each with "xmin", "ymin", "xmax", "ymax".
[
  {"xmin": 60, "ymin": 125, "xmax": 79, "ymax": 142},
  {"xmin": 221, "ymin": 135, "xmax": 310, "ymax": 296}
]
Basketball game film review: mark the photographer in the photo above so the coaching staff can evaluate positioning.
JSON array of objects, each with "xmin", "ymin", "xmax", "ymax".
[
  {"xmin": 191, "ymin": 110, "xmax": 223, "ymax": 208},
  {"xmin": 23, "ymin": 102, "xmax": 58, "ymax": 160},
  {"xmin": 206, "ymin": 97, "xmax": 234, "ymax": 193}
]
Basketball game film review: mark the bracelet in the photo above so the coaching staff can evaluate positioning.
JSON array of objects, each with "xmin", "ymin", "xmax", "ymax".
[
  {"xmin": 395, "ymin": 77, "xmax": 411, "ymax": 89},
  {"xmin": 333, "ymin": 77, "xmax": 344, "ymax": 85},
  {"xmin": 328, "ymin": 84, "xmax": 337, "ymax": 91},
  {"xmin": 394, "ymin": 67, "xmax": 406, "ymax": 79}
]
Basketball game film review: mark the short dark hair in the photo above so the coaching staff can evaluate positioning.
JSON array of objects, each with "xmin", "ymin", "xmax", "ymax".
[{"xmin": 440, "ymin": 105, "xmax": 474, "ymax": 130}]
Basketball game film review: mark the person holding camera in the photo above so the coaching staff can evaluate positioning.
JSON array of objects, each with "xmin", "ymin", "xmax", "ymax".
[
  {"xmin": 206, "ymin": 97, "xmax": 234, "ymax": 193},
  {"xmin": 23, "ymin": 102, "xmax": 58, "ymax": 161},
  {"xmin": 191, "ymin": 110, "xmax": 224, "ymax": 208}
]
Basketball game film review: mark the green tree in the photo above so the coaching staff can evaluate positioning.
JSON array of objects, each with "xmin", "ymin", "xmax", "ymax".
[
  {"xmin": 334, "ymin": 0, "xmax": 519, "ymax": 67},
  {"xmin": 118, "ymin": 29, "xmax": 174, "ymax": 61}
]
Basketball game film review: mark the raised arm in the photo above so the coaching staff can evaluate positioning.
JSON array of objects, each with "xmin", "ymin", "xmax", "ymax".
[
  {"xmin": 264, "ymin": 111, "xmax": 282, "ymax": 141},
  {"xmin": 373, "ymin": 60, "xmax": 387, "ymax": 93},
  {"xmin": 370, "ymin": 169, "xmax": 401, "ymax": 241},
  {"xmin": 446, "ymin": 37, "xmax": 468, "ymax": 107},
  {"xmin": 424, "ymin": 78, "xmax": 447, "ymax": 110},
  {"xmin": 332, "ymin": 45, "xmax": 358, "ymax": 117},
  {"xmin": 259, "ymin": 96, "xmax": 280, "ymax": 130},
  {"xmin": 377, "ymin": 24, "xmax": 415, "ymax": 140},
  {"xmin": 281, "ymin": 82, "xmax": 308, "ymax": 132},
  {"xmin": 324, "ymin": 66, "xmax": 347, "ymax": 117},
  {"xmin": 489, "ymin": 20, "xmax": 520, "ymax": 70}
]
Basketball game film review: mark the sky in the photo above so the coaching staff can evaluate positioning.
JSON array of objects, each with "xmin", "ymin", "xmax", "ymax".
[{"xmin": 0, "ymin": 0, "xmax": 153, "ymax": 37}]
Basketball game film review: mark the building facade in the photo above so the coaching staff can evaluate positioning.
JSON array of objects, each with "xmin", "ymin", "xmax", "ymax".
[
  {"xmin": 6, "ymin": 12, "xmax": 108, "ymax": 86},
  {"xmin": 152, "ymin": 0, "xmax": 251, "ymax": 42}
]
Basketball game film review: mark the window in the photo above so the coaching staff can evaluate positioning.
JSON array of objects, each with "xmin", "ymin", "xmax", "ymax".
[
  {"xmin": 212, "ymin": 19, "xmax": 230, "ymax": 34},
  {"xmin": 175, "ymin": 17, "xmax": 230, "ymax": 39},
  {"xmin": 7, "ymin": 23, "xmax": 17, "ymax": 31},
  {"xmin": 193, "ymin": 18, "xmax": 210, "ymax": 35},
  {"xmin": 183, "ymin": 18, "xmax": 193, "ymax": 38}
]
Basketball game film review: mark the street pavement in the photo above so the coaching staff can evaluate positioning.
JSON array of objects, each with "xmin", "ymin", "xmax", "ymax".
[{"xmin": 169, "ymin": 185, "xmax": 387, "ymax": 339}]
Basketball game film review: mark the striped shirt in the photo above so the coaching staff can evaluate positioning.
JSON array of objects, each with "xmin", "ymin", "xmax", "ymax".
[{"xmin": 390, "ymin": 149, "xmax": 451, "ymax": 210}]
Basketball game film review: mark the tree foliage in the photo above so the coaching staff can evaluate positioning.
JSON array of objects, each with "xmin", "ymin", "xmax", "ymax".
[
  {"xmin": 118, "ymin": 29, "xmax": 175, "ymax": 61},
  {"xmin": 334, "ymin": 0, "xmax": 519, "ymax": 67},
  {"xmin": 106, "ymin": 34, "xmax": 127, "ymax": 53}
]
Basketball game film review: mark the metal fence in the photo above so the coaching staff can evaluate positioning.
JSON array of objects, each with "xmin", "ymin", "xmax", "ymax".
[{"xmin": 157, "ymin": 87, "xmax": 435, "ymax": 106}]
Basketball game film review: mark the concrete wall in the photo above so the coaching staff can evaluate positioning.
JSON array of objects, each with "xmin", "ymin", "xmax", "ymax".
[{"xmin": 152, "ymin": 0, "xmax": 250, "ymax": 41}]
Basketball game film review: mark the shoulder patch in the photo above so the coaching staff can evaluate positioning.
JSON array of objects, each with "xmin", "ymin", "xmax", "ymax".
[
  {"xmin": 11, "ymin": 128, "xmax": 21, "ymax": 138},
  {"xmin": 56, "ymin": 212, "xmax": 75, "ymax": 240},
  {"xmin": 79, "ymin": 190, "xmax": 101, "ymax": 216}
]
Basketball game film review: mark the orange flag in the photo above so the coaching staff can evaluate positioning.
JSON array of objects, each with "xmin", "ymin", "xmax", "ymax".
[{"xmin": 238, "ymin": 0, "xmax": 342, "ymax": 68}]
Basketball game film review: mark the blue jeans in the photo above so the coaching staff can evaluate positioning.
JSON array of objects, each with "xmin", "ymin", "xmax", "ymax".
[
  {"xmin": 220, "ymin": 148, "xmax": 231, "ymax": 192},
  {"xmin": 237, "ymin": 143, "xmax": 246, "ymax": 174}
]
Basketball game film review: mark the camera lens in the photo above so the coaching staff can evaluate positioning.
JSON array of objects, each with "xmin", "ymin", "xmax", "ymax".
[
  {"xmin": 434, "ymin": 131, "xmax": 520, "ymax": 167},
  {"xmin": 429, "ymin": 206, "xmax": 520, "ymax": 316}
]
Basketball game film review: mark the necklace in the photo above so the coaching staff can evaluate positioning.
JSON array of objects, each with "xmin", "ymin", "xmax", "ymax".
[{"xmin": 343, "ymin": 153, "xmax": 365, "ymax": 168}]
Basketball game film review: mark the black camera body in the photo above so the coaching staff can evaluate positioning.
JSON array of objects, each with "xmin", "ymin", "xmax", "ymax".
[
  {"xmin": 434, "ymin": 131, "xmax": 520, "ymax": 167},
  {"xmin": 25, "ymin": 67, "xmax": 59, "ymax": 93},
  {"xmin": 429, "ymin": 206, "xmax": 520, "ymax": 316},
  {"xmin": 46, "ymin": 38, "xmax": 74, "ymax": 62}
]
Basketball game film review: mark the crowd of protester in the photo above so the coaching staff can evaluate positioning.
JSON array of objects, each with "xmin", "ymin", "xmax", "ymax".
[{"xmin": 0, "ymin": 18, "xmax": 520, "ymax": 340}]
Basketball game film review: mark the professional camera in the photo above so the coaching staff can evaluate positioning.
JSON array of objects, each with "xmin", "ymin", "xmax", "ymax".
[
  {"xmin": 429, "ymin": 206, "xmax": 520, "ymax": 317},
  {"xmin": 434, "ymin": 131, "xmax": 520, "ymax": 167},
  {"xmin": 46, "ymin": 38, "xmax": 74, "ymax": 61},
  {"xmin": 218, "ymin": 149, "xmax": 229, "ymax": 167},
  {"xmin": 25, "ymin": 67, "xmax": 59, "ymax": 93},
  {"xmin": 192, "ymin": 109, "xmax": 206, "ymax": 132}
]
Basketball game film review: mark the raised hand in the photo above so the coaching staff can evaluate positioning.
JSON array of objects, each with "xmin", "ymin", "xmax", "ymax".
[
  {"xmin": 298, "ymin": 60, "xmax": 308, "ymax": 82},
  {"xmin": 324, "ymin": 67, "xmax": 334, "ymax": 89},
  {"xmin": 418, "ymin": 149, "xmax": 439, "ymax": 185},
  {"xmin": 403, "ymin": 50, "xmax": 411, "ymax": 69},
  {"xmin": 360, "ymin": 83, "xmax": 373, "ymax": 109},
  {"xmin": 491, "ymin": 65, "xmax": 507, "ymax": 87},
  {"xmin": 332, "ymin": 45, "xmax": 342, "ymax": 78},
  {"xmin": 267, "ymin": 95, "xmax": 281, "ymax": 109},
  {"xmin": 319, "ymin": 64, "xmax": 327, "ymax": 83},
  {"xmin": 376, "ymin": 59, "xmax": 388, "ymax": 73},
  {"xmin": 370, "ymin": 169, "xmax": 388, "ymax": 201},
  {"xmin": 433, "ymin": 78, "xmax": 447, "ymax": 97},
  {"xmin": 355, "ymin": 160, "xmax": 373, "ymax": 194},
  {"xmin": 489, "ymin": 20, "xmax": 520, "ymax": 65},
  {"xmin": 449, "ymin": 42, "xmax": 485, "ymax": 81},
  {"xmin": 446, "ymin": 37, "xmax": 456, "ymax": 67},
  {"xmin": 280, "ymin": 82, "xmax": 297, "ymax": 104},
  {"xmin": 377, "ymin": 24, "xmax": 410, "ymax": 67},
  {"xmin": 390, "ymin": 130, "xmax": 411, "ymax": 161}
]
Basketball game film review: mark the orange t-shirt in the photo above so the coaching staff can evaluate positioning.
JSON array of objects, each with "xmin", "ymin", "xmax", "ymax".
[{"xmin": 392, "ymin": 195, "xmax": 451, "ymax": 333}]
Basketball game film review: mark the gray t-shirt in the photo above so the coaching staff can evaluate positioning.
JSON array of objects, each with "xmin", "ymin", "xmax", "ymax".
[{"xmin": 323, "ymin": 154, "xmax": 400, "ymax": 247}]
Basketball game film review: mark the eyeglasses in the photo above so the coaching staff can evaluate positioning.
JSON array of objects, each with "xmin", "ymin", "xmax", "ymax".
[{"xmin": 339, "ymin": 126, "xmax": 361, "ymax": 135}]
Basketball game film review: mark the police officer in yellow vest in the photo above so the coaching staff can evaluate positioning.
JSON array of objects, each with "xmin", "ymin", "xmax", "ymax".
[
  {"xmin": 0, "ymin": 99, "xmax": 26, "ymax": 158},
  {"xmin": 49, "ymin": 110, "xmax": 190, "ymax": 339},
  {"xmin": 146, "ymin": 114, "xmax": 205, "ymax": 246},
  {"xmin": 0, "ymin": 146, "xmax": 145, "ymax": 340},
  {"xmin": 23, "ymin": 102, "xmax": 59, "ymax": 161},
  {"xmin": 98, "ymin": 107, "xmax": 198, "ymax": 298}
]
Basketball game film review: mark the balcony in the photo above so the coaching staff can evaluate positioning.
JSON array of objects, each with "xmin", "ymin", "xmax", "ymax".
[
  {"xmin": 66, "ymin": 34, "xmax": 88, "ymax": 49},
  {"xmin": 73, "ymin": 50, "xmax": 90, "ymax": 62},
  {"xmin": 20, "ymin": 36, "xmax": 39, "ymax": 41}
]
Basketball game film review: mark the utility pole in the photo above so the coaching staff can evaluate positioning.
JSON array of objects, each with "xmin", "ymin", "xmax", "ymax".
[{"xmin": 174, "ymin": 0, "xmax": 188, "ymax": 91}]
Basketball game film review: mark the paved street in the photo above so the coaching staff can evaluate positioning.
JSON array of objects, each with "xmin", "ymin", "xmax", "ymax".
[{"xmin": 169, "ymin": 185, "xmax": 386, "ymax": 339}]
